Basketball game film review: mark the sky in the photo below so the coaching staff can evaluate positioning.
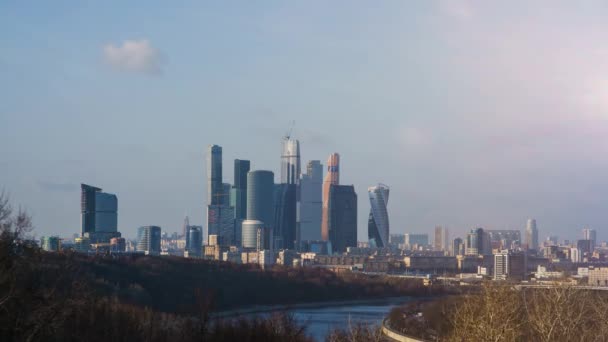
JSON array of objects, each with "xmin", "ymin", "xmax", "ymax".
[{"xmin": 2, "ymin": 1, "xmax": 608, "ymax": 242}]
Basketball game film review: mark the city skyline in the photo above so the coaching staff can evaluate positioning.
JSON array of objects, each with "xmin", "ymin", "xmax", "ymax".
[{"xmin": 3, "ymin": 2, "xmax": 608, "ymax": 242}]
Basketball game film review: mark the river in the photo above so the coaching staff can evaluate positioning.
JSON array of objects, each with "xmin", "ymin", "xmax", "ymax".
[{"xmin": 240, "ymin": 297, "xmax": 412, "ymax": 341}]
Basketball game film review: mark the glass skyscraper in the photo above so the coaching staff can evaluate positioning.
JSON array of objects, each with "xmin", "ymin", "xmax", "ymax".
[
  {"xmin": 273, "ymin": 183, "xmax": 297, "ymax": 249},
  {"xmin": 367, "ymin": 184, "xmax": 389, "ymax": 248},
  {"xmin": 328, "ymin": 184, "xmax": 357, "ymax": 254},
  {"xmin": 80, "ymin": 183, "xmax": 119, "ymax": 243},
  {"xmin": 525, "ymin": 218, "xmax": 539, "ymax": 251},
  {"xmin": 231, "ymin": 159, "xmax": 250, "ymax": 246},
  {"xmin": 246, "ymin": 170, "xmax": 275, "ymax": 249},
  {"xmin": 299, "ymin": 160, "xmax": 323, "ymax": 241},
  {"xmin": 280, "ymin": 137, "xmax": 301, "ymax": 185},
  {"xmin": 207, "ymin": 145, "xmax": 223, "ymax": 205},
  {"xmin": 137, "ymin": 226, "xmax": 161, "ymax": 255}
]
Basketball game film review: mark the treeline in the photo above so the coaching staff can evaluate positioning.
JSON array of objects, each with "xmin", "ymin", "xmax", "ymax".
[
  {"xmin": 36, "ymin": 251, "xmax": 432, "ymax": 314},
  {"xmin": 388, "ymin": 283, "xmax": 608, "ymax": 341}
]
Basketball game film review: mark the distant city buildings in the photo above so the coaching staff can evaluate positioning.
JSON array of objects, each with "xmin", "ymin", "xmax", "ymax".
[
  {"xmin": 434, "ymin": 226, "xmax": 449, "ymax": 252},
  {"xmin": 466, "ymin": 228, "xmax": 490, "ymax": 256},
  {"xmin": 41, "ymin": 236, "xmax": 61, "ymax": 251},
  {"xmin": 80, "ymin": 183, "xmax": 120, "ymax": 243},
  {"xmin": 487, "ymin": 230, "xmax": 521, "ymax": 250},
  {"xmin": 367, "ymin": 184, "xmax": 390, "ymax": 248},
  {"xmin": 328, "ymin": 184, "xmax": 357, "ymax": 254},
  {"xmin": 525, "ymin": 218, "xmax": 539, "ymax": 251},
  {"xmin": 405, "ymin": 234, "xmax": 429, "ymax": 249},
  {"xmin": 137, "ymin": 226, "xmax": 161, "ymax": 255},
  {"xmin": 582, "ymin": 228, "xmax": 597, "ymax": 249},
  {"xmin": 321, "ymin": 153, "xmax": 340, "ymax": 241}
]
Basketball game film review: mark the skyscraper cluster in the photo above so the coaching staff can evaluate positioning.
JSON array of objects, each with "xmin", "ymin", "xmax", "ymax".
[{"xmin": 203, "ymin": 134, "xmax": 361, "ymax": 255}]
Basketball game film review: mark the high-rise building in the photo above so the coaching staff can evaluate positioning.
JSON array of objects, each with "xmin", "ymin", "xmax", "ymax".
[
  {"xmin": 281, "ymin": 136, "xmax": 301, "ymax": 185},
  {"xmin": 207, "ymin": 145, "xmax": 223, "ymax": 205},
  {"xmin": 242, "ymin": 220, "xmax": 264, "ymax": 249},
  {"xmin": 137, "ymin": 226, "xmax": 161, "ymax": 255},
  {"xmin": 494, "ymin": 250, "xmax": 527, "ymax": 281},
  {"xmin": 186, "ymin": 226, "xmax": 202, "ymax": 257},
  {"xmin": 299, "ymin": 160, "xmax": 323, "ymax": 241},
  {"xmin": 207, "ymin": 205, "xmax": 235, "ymax": 246},
  {"xmin": 582, "ymin": 228, "xmax": 597, "ymax": 249},
  {"xmin": 110, "ymin": 237, "xmax": 125, "ymax": 252},
  {"xmin": 205, "ymin": 145, "xmax": 235, "ymax": 245},
  {"xmin": 328, "ymin": 184, "xmax": 357, "ymax": 253},
  {"xmin": 321, "ymin": 153, "xmax": 340, "ymax": 241},
  {"xmin": 452, "ymin": 237, "xmax": 464, "ymax": 256},
  {"xmin": 466, "ymin": 227, "xmax": 490, "ymax": 256},
  {"xmin": 434, "ymin": 226, "xmax": 449, "ymax": 252},
  {"xmin": 247, "ymin": 170, "xmax": 275, "ymax": 250},
  {"xmin": 231, "ymin": 159, "xmax": 250, "ymax": 246},
  {"xmin": 273, "ymin": 183, "xmax": 297, "ymax": 249},
  {"xmin": 80, "ymin": 184, "xmax": 120, "ymax": 243},
  {"xmin": 368, "ymin": 184, "xmax": 390, "ymax": 248},
  {"xmin": 41, "ymin": 236, "xmax": 61, "ymax": 251},
  {"xmin": 182, "ymin": 216, "xmax": 190, "ymax": 238},
  {"xmin": 525, "ymin": 218, "xmax": 539, "ymax": 251}
]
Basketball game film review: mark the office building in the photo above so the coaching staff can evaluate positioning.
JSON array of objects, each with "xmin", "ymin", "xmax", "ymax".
[
  {"xmin": 207, "ymin": 145, "xmax": 223, "ymax": 206},
  {"xmin": 525, "ymin": 218, "xmax": 539, "ymax": 251},
  {"xmin": 321, "ymin": 153, "xmax": 340, "ymax": 241},
  {"xmin": 328, "ymin": 184, "xmax": 357, "ymax": 253},
  {"xmin": 231, "ymin": 159, "xmax": 250, "ymax": 246},
  {"xmin": 80, "ymin": 184, "xmax": 120, "ymax": 243},
  {"xmin": 281, "ymin": 136, "xmax": 301, "ymax": 185},
  {"xmin": 110, "ymin": 237, "xmax": 125, "ymax": 252},
  {"xmin": 41, "ymin": 236, "xmax": 61, "ymax": 252},
  {"xmin": 367, "ymin": 184, "xmax": 390, "ymax": 248},
  {"xmin": 207, "ymin": 205, "xmax": 235, "ymax": 246},
  {"xmin": 205, "ymin": 145, "xmax": 235, "ymax": 245},
  {"xmin": 466, "ymin": 228, "xmax": 490, "ymax": 256},
  {"xmin": 582, "ymin": 228, "xmax": 597, "ymax": 249},
  {"xmin": 405, "ymin": 234, "xmax": 429, "ymax": 249},
  {"xmin": 186, "ymin": 225, "xmax": 202, "ymax": 257},
  {"xmin": 299, "ymin": 160, "xmax": 323, "ymax": 241},
  {"xmin": 137, "ymin": 226, "xmax": 161, "ymax": 255},
  {"xmin": 273, "ymin": 183, "xmax": 297, "ymax": 249},
  {"xmin": 181, "ymin": 216, "xmax": 189, "ymax": 238},
  {"xmin": 494, "ymin": 250, "xmax": 527, "ymax": 281},
  {"xmin": 247, "ymin": 170, "xmax": 275, "ymax": 249},
  {"xmin": 434, "ymin": 226, "xmax": 449, "ymax": 252},
  {"xmin": 242, "ymin": 219, "xmax": 264, "ymax": 249},
  {"xmin": 571, "ymin": 247, "xmax": 581, "ymax": 263}
]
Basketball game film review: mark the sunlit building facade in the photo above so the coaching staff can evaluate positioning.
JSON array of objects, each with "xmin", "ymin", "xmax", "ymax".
[{"xmin": 321, "ymin": 153, "xmax": 340, "ymax": 241}]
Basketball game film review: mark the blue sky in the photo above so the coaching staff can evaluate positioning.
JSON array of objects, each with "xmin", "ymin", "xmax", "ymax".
[{"xmin": 2, "ymin": 1, "xmax": 608, "ymax": 242}]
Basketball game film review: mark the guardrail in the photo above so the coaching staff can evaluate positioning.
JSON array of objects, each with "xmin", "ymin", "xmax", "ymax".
[{"xmin": 381, "ymin": 318, "xmax": 428, "ymax": 342}]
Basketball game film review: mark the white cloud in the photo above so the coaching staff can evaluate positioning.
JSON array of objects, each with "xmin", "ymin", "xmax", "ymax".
[{"xmin": 103, "ymin": 39, "xmax": 164, "ymax": 74}]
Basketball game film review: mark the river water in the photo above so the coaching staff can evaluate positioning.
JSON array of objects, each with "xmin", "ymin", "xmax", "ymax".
[{"xmin": 251, "ymin": 298, "xmax": 411, "ymax": 341}]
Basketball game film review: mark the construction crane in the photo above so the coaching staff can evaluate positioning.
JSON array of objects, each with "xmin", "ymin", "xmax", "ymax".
[{"xmin": 285, "ymin": 120, "xmax": 295, "ymax": 139}]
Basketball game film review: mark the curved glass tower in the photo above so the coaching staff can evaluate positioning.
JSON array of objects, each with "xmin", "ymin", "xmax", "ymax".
[
  {"xmin": 281, "ymin": 137, "xmax": 301, "ymax": 185},
  {"xmin": 247, "ymin": 170, "xmax": 275, "ymax": 249},
  {"xmin": 367, "ymin": 184, "xmax": 389, "ymax": 248}
]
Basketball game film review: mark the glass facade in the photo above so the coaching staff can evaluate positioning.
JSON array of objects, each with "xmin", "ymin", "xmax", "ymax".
[
  {"xmin": 367, "ymin": 184, "xmax": 389, "ymax": 248},
  {"xmin": 246, "ymin": 170, "xmax": 275, "ymax": 249},
  {"xmin": 280, "ymin": 137, "xmax": 301, "ymax": 185},
  {"xmin": 273, "ymin": 183, "xmax": 297, "ymax": 249},
  {"xmin": 328, "ymin": 184, "xmax": 357, "ymax": 253},
  {"xmin": 321, "ymin": 153, "xmax": 340, "ymax": 241},
  {"xmin": 299, "ymin": 160, "xmax": 323, "ymax": 241},
  {"xmin": 137, "ymin": 226, "xmax": 161, "ymax": 255}
]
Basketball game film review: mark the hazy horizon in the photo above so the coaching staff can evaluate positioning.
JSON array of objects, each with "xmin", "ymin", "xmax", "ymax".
[{"xmin": 2, "ymin": 1, "xmax": 608, "ymax": 242}]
